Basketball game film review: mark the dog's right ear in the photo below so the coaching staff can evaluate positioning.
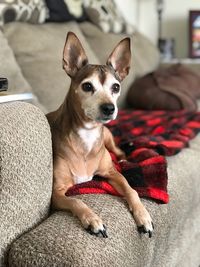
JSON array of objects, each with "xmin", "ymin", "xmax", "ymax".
[{"xmin": 63, "ymin": 32, "xmax": 88, "ymax": 77}]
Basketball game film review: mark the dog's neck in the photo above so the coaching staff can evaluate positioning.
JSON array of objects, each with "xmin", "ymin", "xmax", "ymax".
[
  {"xmin": 77, "ymin": 122, "xmax": 102, "ymax": 154},
  {"xmin": 55, "ymin": 88, "xmax": 103, "ymax": 154}
]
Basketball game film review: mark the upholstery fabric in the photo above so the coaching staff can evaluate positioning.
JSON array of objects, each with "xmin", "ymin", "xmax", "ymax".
[
  {"xmin": 0, "ymin": 102, "xmax": 53, "ymax": 267},
  {"xmin": 0, "ymin": 0, "xmax": 47, "ymax": 26},
  {"xmin": 6, "ymin": 102, "xmax": 200, "ymax": 267},
  {"xmin": 0, "ymin": 29, "xmax": 32, "ymax": 93},
  {"xmin": 0, "ymin": 29, "xmax": 43, "ymax": 110},
  {"xmin": 3, "ymin": 22, "xmax": 100, "ymax": 112},
  {"xmin": 8, "ymin": 130, "xmax": 200, "ymax": 267}
]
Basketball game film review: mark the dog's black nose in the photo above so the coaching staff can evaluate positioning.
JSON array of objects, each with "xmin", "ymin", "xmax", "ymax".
[{"xmin": 100, "ymin": 103, "xmax": 115, "ymax": 116}]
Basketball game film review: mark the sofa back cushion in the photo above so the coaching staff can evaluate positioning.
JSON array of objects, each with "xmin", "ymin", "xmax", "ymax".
[
  {"xmin": 3, "ymin": 22, "xmax": 100, "ymax": 112},
  {"xmin": 0, "ymin": 29, "xmax": 45, "ymax": 111},
  {"xmin": 0, "ymin": 29, "xmax": 31, "ymax": 93}
]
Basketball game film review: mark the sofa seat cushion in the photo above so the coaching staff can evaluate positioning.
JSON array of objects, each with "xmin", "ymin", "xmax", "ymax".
[
  {"xmin": 9, "ymin": 134, "xmax": 200, "ymax": 266},
  {"xmin": 3, "ymin": 21, "xmax": 100, "ymax": 112}
]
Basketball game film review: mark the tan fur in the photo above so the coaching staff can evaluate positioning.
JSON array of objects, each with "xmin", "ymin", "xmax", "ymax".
[{"xmin": 47, "ymin": 32, "xmax": 153, "ymax": 237}]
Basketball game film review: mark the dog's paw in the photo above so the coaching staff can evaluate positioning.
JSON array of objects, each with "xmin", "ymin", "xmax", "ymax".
[
  {"xmin": 86, "ymin": 224, "xmax": 108, "ymax": 238},
  {"xmin": 137, "ymin": 223, "xmax": 154, "ymax": 238},
  {"xmin": 80, "ymin": 211, "xmax": 108, "ymax": 238},
  {"xmin": 131, "ymin": 204, "xmax": 154, "ymax": 238}
]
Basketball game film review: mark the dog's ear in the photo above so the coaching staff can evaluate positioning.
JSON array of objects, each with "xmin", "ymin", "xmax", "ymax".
[
  {"xmin": 107, "ymin": 38, "xmax": 131, "ymax": 81},
  {"xmin": 63, "ymin": 32, "xmax": 88, "ymax": 77}
]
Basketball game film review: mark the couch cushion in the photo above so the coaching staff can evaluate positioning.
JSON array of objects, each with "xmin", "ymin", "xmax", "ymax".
[
  {"xmin": 3, "ymin": 21, "xmax": 100, "ymax": 112},
  {"xmin": 0, "ymin": 29, "xmax": 44, "ymax": 109},
  {"xmin": 0, "ymin": 102, "xmax": 53, "ymax": 266},
  {"xmin": 80, "ymin": 22, "xmax": 160, "ymax": 108},
  {"xmin": 8, "ymin": 133, "xmax": 200, "ymax": 266},
  {"xmin": 0, "ymin": 29, "xmax": 31, "ymax": 94}
]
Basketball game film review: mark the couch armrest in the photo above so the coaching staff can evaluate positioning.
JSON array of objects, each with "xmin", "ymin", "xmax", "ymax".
[{"xmin": 0, "ymin": 102, "xmax": 53, "ymax": 266}]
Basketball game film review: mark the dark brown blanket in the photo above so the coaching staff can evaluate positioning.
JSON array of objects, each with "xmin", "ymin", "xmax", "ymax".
[{"xmin": 127, "ymin": 64, "xmax": 200, "ymax": 111}]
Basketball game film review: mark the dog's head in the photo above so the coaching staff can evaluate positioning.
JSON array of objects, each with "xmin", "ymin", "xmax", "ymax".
[{"xmin": 63, "ymin": 32, "xmax": 131, "ymax": 123}]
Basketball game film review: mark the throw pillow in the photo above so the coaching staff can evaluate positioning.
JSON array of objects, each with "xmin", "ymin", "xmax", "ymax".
[
  {"xmin": 126, "ymin": 64, "xmax": 200, "ymax": 111},
  {"xmin": 45, "ymin": 0, "xmax": 87, "ymax": 22},
  {"xmin": 0, "ymin": 0, "xmax": 47, "ymax": 26},
  {"xmin": 83, "ymin": 0, "xmax": 135, "ymax": 34}
]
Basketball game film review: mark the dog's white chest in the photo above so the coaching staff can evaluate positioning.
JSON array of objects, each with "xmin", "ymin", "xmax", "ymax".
[
  {"xmin": 73, "ymin": 174, "xmax": 93, "ymax": 185},
  {"xmin": 78, "ymin": 125, "xmax": 100, "ymax": 153}
]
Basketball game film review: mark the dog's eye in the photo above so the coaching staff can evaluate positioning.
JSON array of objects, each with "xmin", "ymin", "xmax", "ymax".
[
  {"xmin": 112, "ymin": 83, "xmax": 120, "ymax": 94},
  {"xmin": 82, "ymin": 82, "xmax": 94, "ymax": 93}
]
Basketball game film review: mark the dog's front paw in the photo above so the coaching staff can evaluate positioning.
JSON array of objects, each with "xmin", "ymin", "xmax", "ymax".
[
  {"xmin": 131, "ymin": 204, "xmax": 154, "ymax": 238},
  {"xmin": 80, "ymin": 211, "xmax": 108, "ymax": 238}
]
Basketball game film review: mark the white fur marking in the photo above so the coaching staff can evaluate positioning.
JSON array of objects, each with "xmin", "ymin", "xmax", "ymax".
[
  {"xmin": 74, "ymin": 175, "xmax": 93, "ymax": 185},
  {"xmin": 78, "ymin": 123, "xmax": 100, "ymax": 153},
  {"xmin": 80, "ymin": 73, "xmax": 120, "ymax": 122}
]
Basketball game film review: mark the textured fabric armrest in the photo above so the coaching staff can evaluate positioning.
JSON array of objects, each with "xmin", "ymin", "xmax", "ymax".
[{"xmin": 0, "ymin": 102, "xmax": 53, "ymax": 267}]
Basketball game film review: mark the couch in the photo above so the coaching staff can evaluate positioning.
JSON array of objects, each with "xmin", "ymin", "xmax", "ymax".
[{"xmin": 0, "ymin": 20, "xmax": 200, "ymax": 267}]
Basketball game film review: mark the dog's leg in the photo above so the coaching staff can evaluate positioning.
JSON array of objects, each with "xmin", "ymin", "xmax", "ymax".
[
  {"xmin": 52, "ymin": 186, "xmax": 107, "ymax": 237},
  {"xmin": 52, "ymin": 158, "xmax": 107, "ymax": 237},
  {"xmin": 104, "ymin": 126, "xmax": 126, "ymax": 160},
  {"xmin": 98, "ymin": 150, "xmax": 154, "ymax": 238}
]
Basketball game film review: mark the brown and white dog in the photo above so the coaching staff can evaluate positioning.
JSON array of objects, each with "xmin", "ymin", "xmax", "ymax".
[{"xmin": 47, "ymin": 32, "xmax": 154, "ymax": 238}]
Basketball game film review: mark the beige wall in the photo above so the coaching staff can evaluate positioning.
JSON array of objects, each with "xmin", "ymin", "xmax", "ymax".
[{"xmin": 115, "ymin": 0, "xmax": 200, "ymax": 58}]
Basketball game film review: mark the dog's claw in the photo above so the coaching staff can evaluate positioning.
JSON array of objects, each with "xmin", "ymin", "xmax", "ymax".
[
  {"xmin": 99, "ymin": 229, "xmax": 108, "ymax": 238},
  {"xmin": 137, "ymin": 225, "xmax": 147, "ymax": 234},
  {"xmin": 86, "ymin": 225, "xmax": 108, "ymax": 238},
  {"xmin": 137, "ymin": 225, "xmax": 153, "ymax": 238},
  {"xmin": 148, "ymin": 230, "xmax": 152, "ymax": 238}
]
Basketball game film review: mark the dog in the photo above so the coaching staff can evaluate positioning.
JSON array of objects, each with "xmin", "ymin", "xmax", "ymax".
[{"xmin": 46, "ymin": 32, "xmax": 154, "ymax": 238}]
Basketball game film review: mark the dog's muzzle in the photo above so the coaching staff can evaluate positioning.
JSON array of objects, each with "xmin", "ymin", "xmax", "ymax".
[{"xmin": 100, "ymin": 103, "xmax": 115, "ymax": 116}]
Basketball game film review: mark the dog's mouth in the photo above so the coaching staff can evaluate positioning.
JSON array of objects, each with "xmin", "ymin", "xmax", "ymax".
[
  {"xmin": 95, "ymin": 103, "xmax": 117, "ymax": 123},
  {"xmin": 96, "ymin": 114, "xmax": 115, "ymax": 124},
  {"xmin": 97, "ymin": 118, "xmax": 111, "ymax": 124},
  {"xmin": 84, "ymin": 106, "xmax": 117, "ymax": 124}
]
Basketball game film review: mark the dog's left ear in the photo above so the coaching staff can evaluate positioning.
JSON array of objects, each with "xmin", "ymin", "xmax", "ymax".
[
  {"xmin": 107, "ymin": 38, "xmax": 131, "ymax": 81},
  {"xmin": 63, "ymin": 32, "xmax": 88, "ymax": 77}
]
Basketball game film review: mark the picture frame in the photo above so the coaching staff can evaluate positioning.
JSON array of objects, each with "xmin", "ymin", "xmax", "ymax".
[{"xmin": 189, "ymin": 10, "xmax": 200, "ymax": 58}]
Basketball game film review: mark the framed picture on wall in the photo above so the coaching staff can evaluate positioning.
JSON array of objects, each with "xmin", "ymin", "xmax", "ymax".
[{"xmin": 189, "ymin": 10, "xmax": 200, "ymax": 58}]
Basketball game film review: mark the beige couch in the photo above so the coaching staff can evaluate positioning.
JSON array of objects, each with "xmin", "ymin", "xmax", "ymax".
[{"xmin": 1, "ymin": 21, "xmax": 200, "ymax": 267}]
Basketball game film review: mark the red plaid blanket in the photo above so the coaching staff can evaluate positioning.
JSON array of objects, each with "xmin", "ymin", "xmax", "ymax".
[{"xmin": 66, "ymin": 110, "xmax": 200, "ymax": 204}]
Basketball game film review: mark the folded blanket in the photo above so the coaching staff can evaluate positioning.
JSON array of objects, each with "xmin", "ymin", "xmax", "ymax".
[{"xmin": 67, "ymin": 110, "xmax": 200, "ymax": 204}]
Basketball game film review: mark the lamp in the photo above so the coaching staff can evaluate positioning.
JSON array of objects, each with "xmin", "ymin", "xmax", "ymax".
[
  {"xmin": 156, "ymin": 0, "xmax": 175, "ymax": 60},
  {"xmin": 157, "ymin": 0, "xmax": 164, "ymax": 43}
]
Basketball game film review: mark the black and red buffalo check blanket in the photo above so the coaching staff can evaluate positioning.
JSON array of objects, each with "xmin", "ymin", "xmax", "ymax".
[{"xmin": 67, "ymin": 110, "xmax": 200, "ymax": 204}]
